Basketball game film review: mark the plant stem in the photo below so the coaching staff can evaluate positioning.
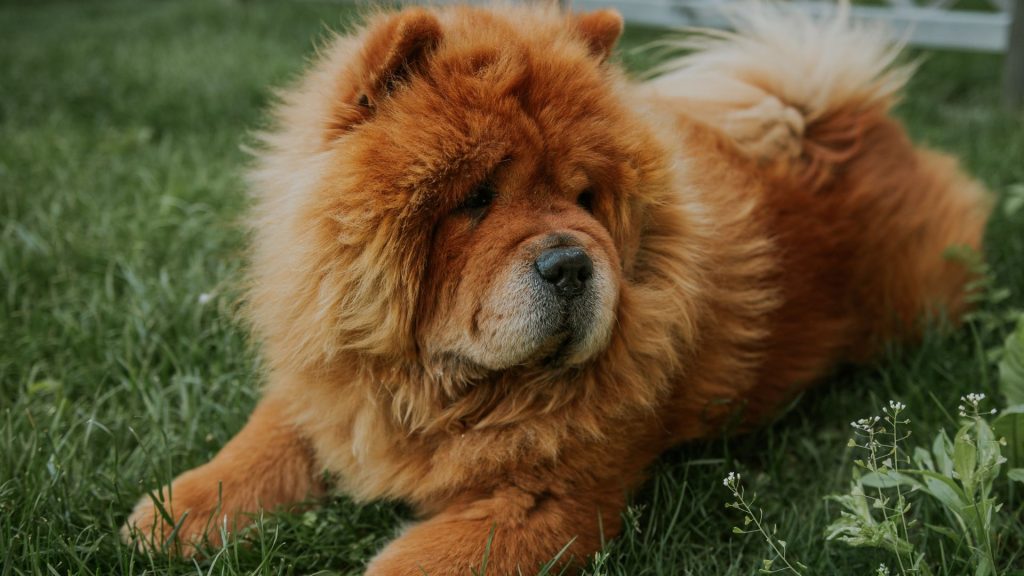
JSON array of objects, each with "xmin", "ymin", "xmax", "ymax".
[
  {"xmin": 733, "ymin": 487, "xmax": 804, "ymax": 576},
  {"xmin": 890, "ymin": 412, "xmax": 914, "ymax": 575}
]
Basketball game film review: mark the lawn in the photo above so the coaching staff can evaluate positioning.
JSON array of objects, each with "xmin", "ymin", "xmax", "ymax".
[{"xmin": 1, "ymin": 1, "xmax": 1023, "ymax": 574}]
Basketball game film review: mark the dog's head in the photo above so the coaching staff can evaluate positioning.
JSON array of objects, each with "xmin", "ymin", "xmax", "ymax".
[{"xmin": 250, "ymin": 6, "xmax": 685, "ymax": 391}]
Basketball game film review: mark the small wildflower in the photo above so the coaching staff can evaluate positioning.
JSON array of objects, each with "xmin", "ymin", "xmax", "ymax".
[
  {"xmin": 198, "ymin": 292, "xmax": 213, "ymax": 305},
  {"xmin": 875, "ymin": 564, "xmax": 890, "ymax": 576},
  {"xmin": 960, "ymin": 392, "xmax": 992, "ymax": 418},
  {"xmin": 888, "ymin": 400, "xmax": 906, "ymax": 412},
  {"xmin": 850, "ymin": 416, "xmax": 881, "ymax": 432},
  {"xmin": 723, "ymin": 471, "xmax": 741, "ymax": 488}
]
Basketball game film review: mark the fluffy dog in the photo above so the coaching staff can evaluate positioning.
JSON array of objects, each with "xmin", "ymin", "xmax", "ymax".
[{"xmin": 123, "ymin": 3, "xmax": 991, "ymax": 573}]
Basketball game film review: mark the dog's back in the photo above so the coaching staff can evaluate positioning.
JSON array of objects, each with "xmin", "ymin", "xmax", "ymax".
[{"xmin": 646, "ymin": 3, "xmax": 992, "ymax": 435}]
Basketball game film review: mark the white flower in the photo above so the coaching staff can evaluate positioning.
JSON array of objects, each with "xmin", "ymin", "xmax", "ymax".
[
  {"xmin": 875, "ymin": 564, "xmax": 890, "ymax": 576},
  {"xmin": 198, "ymin": 292, "xmax": 213, "ymax": 305},
  {"xmin": 850, "ymin": 416, "xmax": 881, "ymax": 432},
  {"xmin": 888, "ymin": 400, "xmax": 905, "ymax": 411},
  {"xmin": 723, "ymin": 471, "xmax": 741, "ymax": 488},
  {"xmin": 960, "ymin": 392, "xmax": 992, "ymax": 418}
]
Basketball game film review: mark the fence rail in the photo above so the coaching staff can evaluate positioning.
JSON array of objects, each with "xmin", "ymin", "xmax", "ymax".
[
  {"xmin": 569, "ymin": 0, "xmax": 1012, "ymax": 52},
  {"xmin": 420, "ymin": 0, "xmax": 1023, "ymax": 104}
]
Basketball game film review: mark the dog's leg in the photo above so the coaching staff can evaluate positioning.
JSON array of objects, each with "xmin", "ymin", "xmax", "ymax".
[
  {"xmin": 122, "ymin": 393, "xmax": 323, "ymax": 556},
  {"xmin": 366, "ymin": 486, "xmax": 624, "ymax": 576}
]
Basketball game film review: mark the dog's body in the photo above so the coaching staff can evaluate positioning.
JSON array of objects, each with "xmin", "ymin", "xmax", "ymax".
[{"xmin": 124, "ymin": 4, "xmax": 990, "ymax": 574}]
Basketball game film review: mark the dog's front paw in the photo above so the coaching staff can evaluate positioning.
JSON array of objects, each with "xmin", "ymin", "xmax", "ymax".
[
  {"xmin": 121, "ymin": 466, "xmax": 238, "ymax": 557},
  {"xmin": 723, "ymin": 95, "xmax": 805, "ymax": 163}
]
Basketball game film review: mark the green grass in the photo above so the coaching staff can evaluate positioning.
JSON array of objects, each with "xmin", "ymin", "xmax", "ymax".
[{"xmin": 1, "ymin": 1, "xmax": 1022, "ymax": 574}]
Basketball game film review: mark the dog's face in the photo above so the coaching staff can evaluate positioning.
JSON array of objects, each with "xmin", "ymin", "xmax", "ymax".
[
  {"xmin": 255, "ymin": 6, "xmax": 669, "ymax": 380},
  {"xmin": 330, "ymin": 7, "xmax": 651, "ymax": 371},
  {"xmin": 418, "ymin": 156, "xmax": 622, "ymax": 371}
]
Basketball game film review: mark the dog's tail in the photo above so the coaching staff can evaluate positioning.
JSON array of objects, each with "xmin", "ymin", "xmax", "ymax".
[{"xmin": 646, "ymin": 2, "xmax": 914, "ymax": 189}]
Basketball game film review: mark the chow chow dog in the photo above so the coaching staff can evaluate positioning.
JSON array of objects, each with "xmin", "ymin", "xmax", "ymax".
[{"xmin": 123, "ymin": 2, "xmax": 991, "ymax": 573}]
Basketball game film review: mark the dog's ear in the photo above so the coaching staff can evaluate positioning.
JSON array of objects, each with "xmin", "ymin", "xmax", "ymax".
[
  {"xmin": 359, "ymin": 8, "xmax": 443, "ymax": 104},
  {"xmin": 328, "ymin": 9, "xmax": 442, "ymax": 137},
  {"xmin": 573, "ymin": 9, "xmax": 623, "ymax": 62}
]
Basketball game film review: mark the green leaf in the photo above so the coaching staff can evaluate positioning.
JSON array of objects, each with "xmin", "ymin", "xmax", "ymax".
[
  {"xmin": 974, "ymin": 417, "xmax": 1003, "ymax": 478},
  {"xmin": 993, "ymin": 406, "xmax": 1024, "ymax": 469},
  {"xmin": 1009, "ymin": 469, "xmax": 1024, "ymax": 484},
  {"xmin": 913, "ymin": 446, "xmax": 935, "ymax": 471},
  {"xmin": 953, "ymin": 425, "xmax": 978, "ymax": 492},
  {"xmin": 860, "ymin": 470, "xmax": 922, "ymax": 490},
  {"xmin": 933, "ymin": 431, "xmax": 955, "ymax": 477},
  {"xmin": 974, "ymin": 556, "xmax": 995, "ymax": 576},
  {"xmin": 27, "ymin": 378, "xmax": 62, "ymax": 396},
  {"xmin": 924, "ymin": 523, "xmax": 962, "ymax": 543},
  {"xmin": 1005, "ymin": 183, "xmax": 1024, "ymax": 218},
  {"xmin": 1006, "ymin": 195, "xmax": 1024, "ymax": 218},
  {"xmin": 902, "ymin": 470, "xmax": 967, "ymax": 511},
  {"xmin": 1000, "ymin": 317, "xmax": 1024, "ymax": 406}
]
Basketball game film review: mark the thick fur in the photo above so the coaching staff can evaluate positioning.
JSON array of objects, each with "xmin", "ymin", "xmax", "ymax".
[{"xmin": 123, "ymin": 3, "xmax": 991, "ymax": 574}]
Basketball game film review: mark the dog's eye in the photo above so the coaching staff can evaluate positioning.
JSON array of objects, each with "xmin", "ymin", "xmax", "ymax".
[
  {"xmin": 458, "ymin": 179, "xmax": 497, "ymax": 217},
  {"xmin": 577, "ymin": 189, "xmax": 595, "ymax": 213}
]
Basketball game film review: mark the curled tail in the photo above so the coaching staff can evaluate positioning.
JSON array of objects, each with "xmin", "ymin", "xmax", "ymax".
[{"xmin": 646, "ymin": 1, "xmax": 914, "ymax": 189}]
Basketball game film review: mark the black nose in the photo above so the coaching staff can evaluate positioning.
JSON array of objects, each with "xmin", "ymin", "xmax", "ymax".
[{"xmin": 535, "ymin": 247, "xmax": 593, "ymax": 297}]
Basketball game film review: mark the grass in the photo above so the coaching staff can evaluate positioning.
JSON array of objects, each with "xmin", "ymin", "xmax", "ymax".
[{"xmin": 1, "ymin": 0, "xmax": 1022, "ymax": 574}]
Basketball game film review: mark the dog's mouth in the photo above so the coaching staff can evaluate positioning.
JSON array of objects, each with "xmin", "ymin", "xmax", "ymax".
[
  {"xmin": 453, "ymin": 245, "xmax": 617, "ymax": 372},
  {"xmin": 531, "ymin": 304, "xmax": 594, "ymax": 367},
  {"xmin": 538, "ymin": 332, "xmax": 576, "ymax": 367}
]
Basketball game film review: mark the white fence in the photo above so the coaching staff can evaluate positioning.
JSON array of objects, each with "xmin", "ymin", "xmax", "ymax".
[
  {"xmin": 570, "ymin": 0, "xmax": 1013, "ymax": 52},
  {"xmin": 565, "ymin": 0, "xmax": 1023, "ymax": 104}
]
